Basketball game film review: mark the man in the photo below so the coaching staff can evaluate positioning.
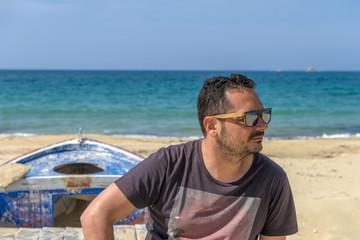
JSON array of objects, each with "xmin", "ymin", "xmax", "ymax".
[{"xmin": 81, "ymin": 73, "xmax": 298, "ymax": 239}]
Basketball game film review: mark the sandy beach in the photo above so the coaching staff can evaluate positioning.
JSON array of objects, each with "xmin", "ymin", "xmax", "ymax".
[{"xmin": 1, "ymin": 134, "xmax": 360, "ymax": 239}]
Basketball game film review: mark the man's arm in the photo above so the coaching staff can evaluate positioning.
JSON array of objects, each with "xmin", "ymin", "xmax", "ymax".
[
  {"xmin": 260, "ymin": 235, "xmax": 286, "ymax": 240},
  {"xmin": 80, "ymin": 182, "xmax": 137, "ymax": 240}
]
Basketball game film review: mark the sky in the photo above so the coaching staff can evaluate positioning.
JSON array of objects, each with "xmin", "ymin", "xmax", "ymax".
[{"xmin": 0, "ymin": 0, "xmax": 359, "ymax": 71}]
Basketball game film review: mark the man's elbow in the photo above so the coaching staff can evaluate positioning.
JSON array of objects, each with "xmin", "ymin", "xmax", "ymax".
[
  {"xmin": 80, "ymin": 206, "xmax": 116, "ymax": 239},
  {"xmin": 80, "ymin": 205, "xmax": 107, "ymax": 229},
  {"xmin": 80, "ymin": 207, "xmax": 95, "ymax": 229}
]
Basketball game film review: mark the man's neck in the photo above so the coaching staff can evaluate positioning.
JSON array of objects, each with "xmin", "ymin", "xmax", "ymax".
[{"xmin": 201, "ymin": 138, "xmax": 254, "ymax": 183}]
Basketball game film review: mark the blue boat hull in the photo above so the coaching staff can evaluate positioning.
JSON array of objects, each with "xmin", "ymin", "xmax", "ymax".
[{"xmin": 0, "ymin": 138, "xmax": 147, "ymax": 227}]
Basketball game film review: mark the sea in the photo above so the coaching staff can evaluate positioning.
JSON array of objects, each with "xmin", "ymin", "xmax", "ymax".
[{"xmin": 0, "ymin": 70, "xmax": 359, "ymax": 139}]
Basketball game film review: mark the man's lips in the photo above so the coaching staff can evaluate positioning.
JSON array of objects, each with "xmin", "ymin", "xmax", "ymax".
[
  {"xmin": 251, "ymin": 135, "xmax": 264, "ymax": 141},
  {"xmin": 250, "ymin": 131, "xmax": 265, "ymax": 141}
]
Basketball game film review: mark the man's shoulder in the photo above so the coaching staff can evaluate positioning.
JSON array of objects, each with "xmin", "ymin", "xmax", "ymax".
[
  {"xmin": 256, "ymin": 153, "xmax": 287, "ymax": 178},
  {"xmin": 160, "ymin": 138, "xmax": 202, "ymax": 154},
  {"xmin": 147, "ymin": 139, "xmax": 202, "ymax": 163}
]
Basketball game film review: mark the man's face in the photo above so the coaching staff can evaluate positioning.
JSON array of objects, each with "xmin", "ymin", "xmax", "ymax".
[{"xmin": 216, "ymin": 89, "xmax": 269, "ymax": 161}]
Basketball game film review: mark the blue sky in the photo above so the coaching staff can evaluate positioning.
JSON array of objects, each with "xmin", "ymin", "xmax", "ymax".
[{"xmin": 1, "ymin": 0, "xmax": 359, "ymax": 71}]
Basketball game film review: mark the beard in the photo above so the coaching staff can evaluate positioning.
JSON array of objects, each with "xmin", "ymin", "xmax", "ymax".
[{"xmin": 216, "ymin": 124, "xmax": 264, "ymax": 163}]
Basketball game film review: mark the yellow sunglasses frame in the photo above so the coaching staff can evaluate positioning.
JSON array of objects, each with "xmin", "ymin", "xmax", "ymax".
[{"xmin": 211, "ymin": 108, "xmax": 272, "ymax": 126}]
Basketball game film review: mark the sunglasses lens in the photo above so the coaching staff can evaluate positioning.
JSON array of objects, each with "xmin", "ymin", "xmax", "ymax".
[
  {"xmin": 262, "ymin": 109, "xmax": 271, "ymax": 124},
  {"xmin": 245, "ymin": 109, "xmax": 272, "ymax": 127},
  {"xmin": 245, "ymin": 112, "xmax": 259, "ymax": 127}
]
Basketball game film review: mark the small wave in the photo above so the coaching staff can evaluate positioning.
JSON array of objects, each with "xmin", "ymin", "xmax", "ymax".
[
  {"xmin": 113, "ymin": 134, "xmax": 200, "ymax": 139},
  {"xmin": 266, "ymin": 133, "xmax": 360, "ymax": 140},
  {"xmin": 320, "ymin": 133, "xmax": 360, "ymax": 139},
  {"xmin": 0, "ymin": 133, "xmax": 38, "ymax": 137}
]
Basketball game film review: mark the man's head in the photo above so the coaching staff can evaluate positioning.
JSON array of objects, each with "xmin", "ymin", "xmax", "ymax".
[{"xmin": 197, "ymin": 73, "xmax": 257, "ymax": 136}]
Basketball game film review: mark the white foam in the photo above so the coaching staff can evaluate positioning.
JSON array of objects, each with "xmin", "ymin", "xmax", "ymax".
[
  {"xmin": 265, "ymin": 133, "xmax": 360, "ymax": 140},
  {"xmin": 113, "ymin": 134, "xmax": 200, "ymax": 139},
  {"xmin": 321, "ymin": 133, "xmax": 360, "ymax": 139},
  {"xmin": 0, "ymin": 133, "xmax": 38, "ymax": 137}
]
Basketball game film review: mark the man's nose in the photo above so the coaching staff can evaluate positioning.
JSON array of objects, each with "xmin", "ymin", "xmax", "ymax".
[{"xmin": 255, "ymin": 115, "xmax": 269, "ymax": 131}]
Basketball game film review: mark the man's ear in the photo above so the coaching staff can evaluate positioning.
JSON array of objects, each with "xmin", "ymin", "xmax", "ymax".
[{"xmin": 203, "ymin": 116, "xmax": 219, "ymax": 137}]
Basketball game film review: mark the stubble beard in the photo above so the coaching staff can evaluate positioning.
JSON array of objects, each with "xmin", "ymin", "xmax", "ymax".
[{"xmin": 216, "ymin": 125, "xmax": 264, "ymax": 164}]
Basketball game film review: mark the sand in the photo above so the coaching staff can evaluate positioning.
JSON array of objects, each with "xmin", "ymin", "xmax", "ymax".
[
  {"xmin": 1, "ymin": 134, "xmax": 360, "ymax": 239},
  {"xmin": 0, "ymin": 163, "xmax": 31, "ymax": 188}
]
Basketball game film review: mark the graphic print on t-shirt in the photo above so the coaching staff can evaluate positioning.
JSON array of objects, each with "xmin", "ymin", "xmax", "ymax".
[{"xmin": 167, "ymin": 187, "xmax": 261, "ymax": 239}]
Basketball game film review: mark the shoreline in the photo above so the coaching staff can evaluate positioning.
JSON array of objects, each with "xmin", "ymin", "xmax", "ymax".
[
  {"xmin": 1, "ymin": 132, "xmax": 359, "ymax": 139},
  {"xmin": 1, "ymin": 134, "xmax": 360, "ymax": 163},
  {"xmin": 1, "ymin": 135, "xmax": 360, "ymax": 239}
]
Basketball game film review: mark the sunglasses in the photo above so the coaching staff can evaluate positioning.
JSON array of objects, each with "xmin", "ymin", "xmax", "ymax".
[{"xmin": 211, "ymin": 108, "xmax": 272, "ymax": 127}]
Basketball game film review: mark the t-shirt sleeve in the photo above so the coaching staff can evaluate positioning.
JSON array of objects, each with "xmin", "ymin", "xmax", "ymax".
[
  {"xmin": 115, "ymin": 148, "xmax": 168, "ymax": 209},
  {"xmin": 261, "ymin": 175, "xmax": 298, "ymax": 236}
]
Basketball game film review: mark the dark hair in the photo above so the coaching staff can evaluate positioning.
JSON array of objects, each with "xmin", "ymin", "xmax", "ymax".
[{"xmin": 197, "ymin": 73, "xmax": 257, "ymax": 136}]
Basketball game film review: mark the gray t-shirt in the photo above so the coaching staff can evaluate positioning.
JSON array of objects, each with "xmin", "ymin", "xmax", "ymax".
[{"xmin": 116, "ymin": 139, "xmax": 298, "ymax": 239}]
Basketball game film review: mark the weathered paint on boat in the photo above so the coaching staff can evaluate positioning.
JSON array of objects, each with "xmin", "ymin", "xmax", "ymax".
[{"xmin": 0, "ymin": 137, "xmax": 147, "ymax": 227}]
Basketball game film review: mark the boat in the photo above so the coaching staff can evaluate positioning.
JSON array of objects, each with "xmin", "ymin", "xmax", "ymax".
[{"xmin": 0, "ymin": 134, "xmax": 148, "ymax": 228}]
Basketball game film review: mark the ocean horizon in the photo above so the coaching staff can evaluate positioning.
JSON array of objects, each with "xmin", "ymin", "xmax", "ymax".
[{"xmin": 1, "ymin": 70, "xmax": 359, "ymax": 139}]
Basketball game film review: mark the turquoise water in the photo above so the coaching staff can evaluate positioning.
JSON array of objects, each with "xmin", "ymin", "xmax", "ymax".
[{"xmin": 1, "ymin": 70, "xmax": 359, "ymax": 139}]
